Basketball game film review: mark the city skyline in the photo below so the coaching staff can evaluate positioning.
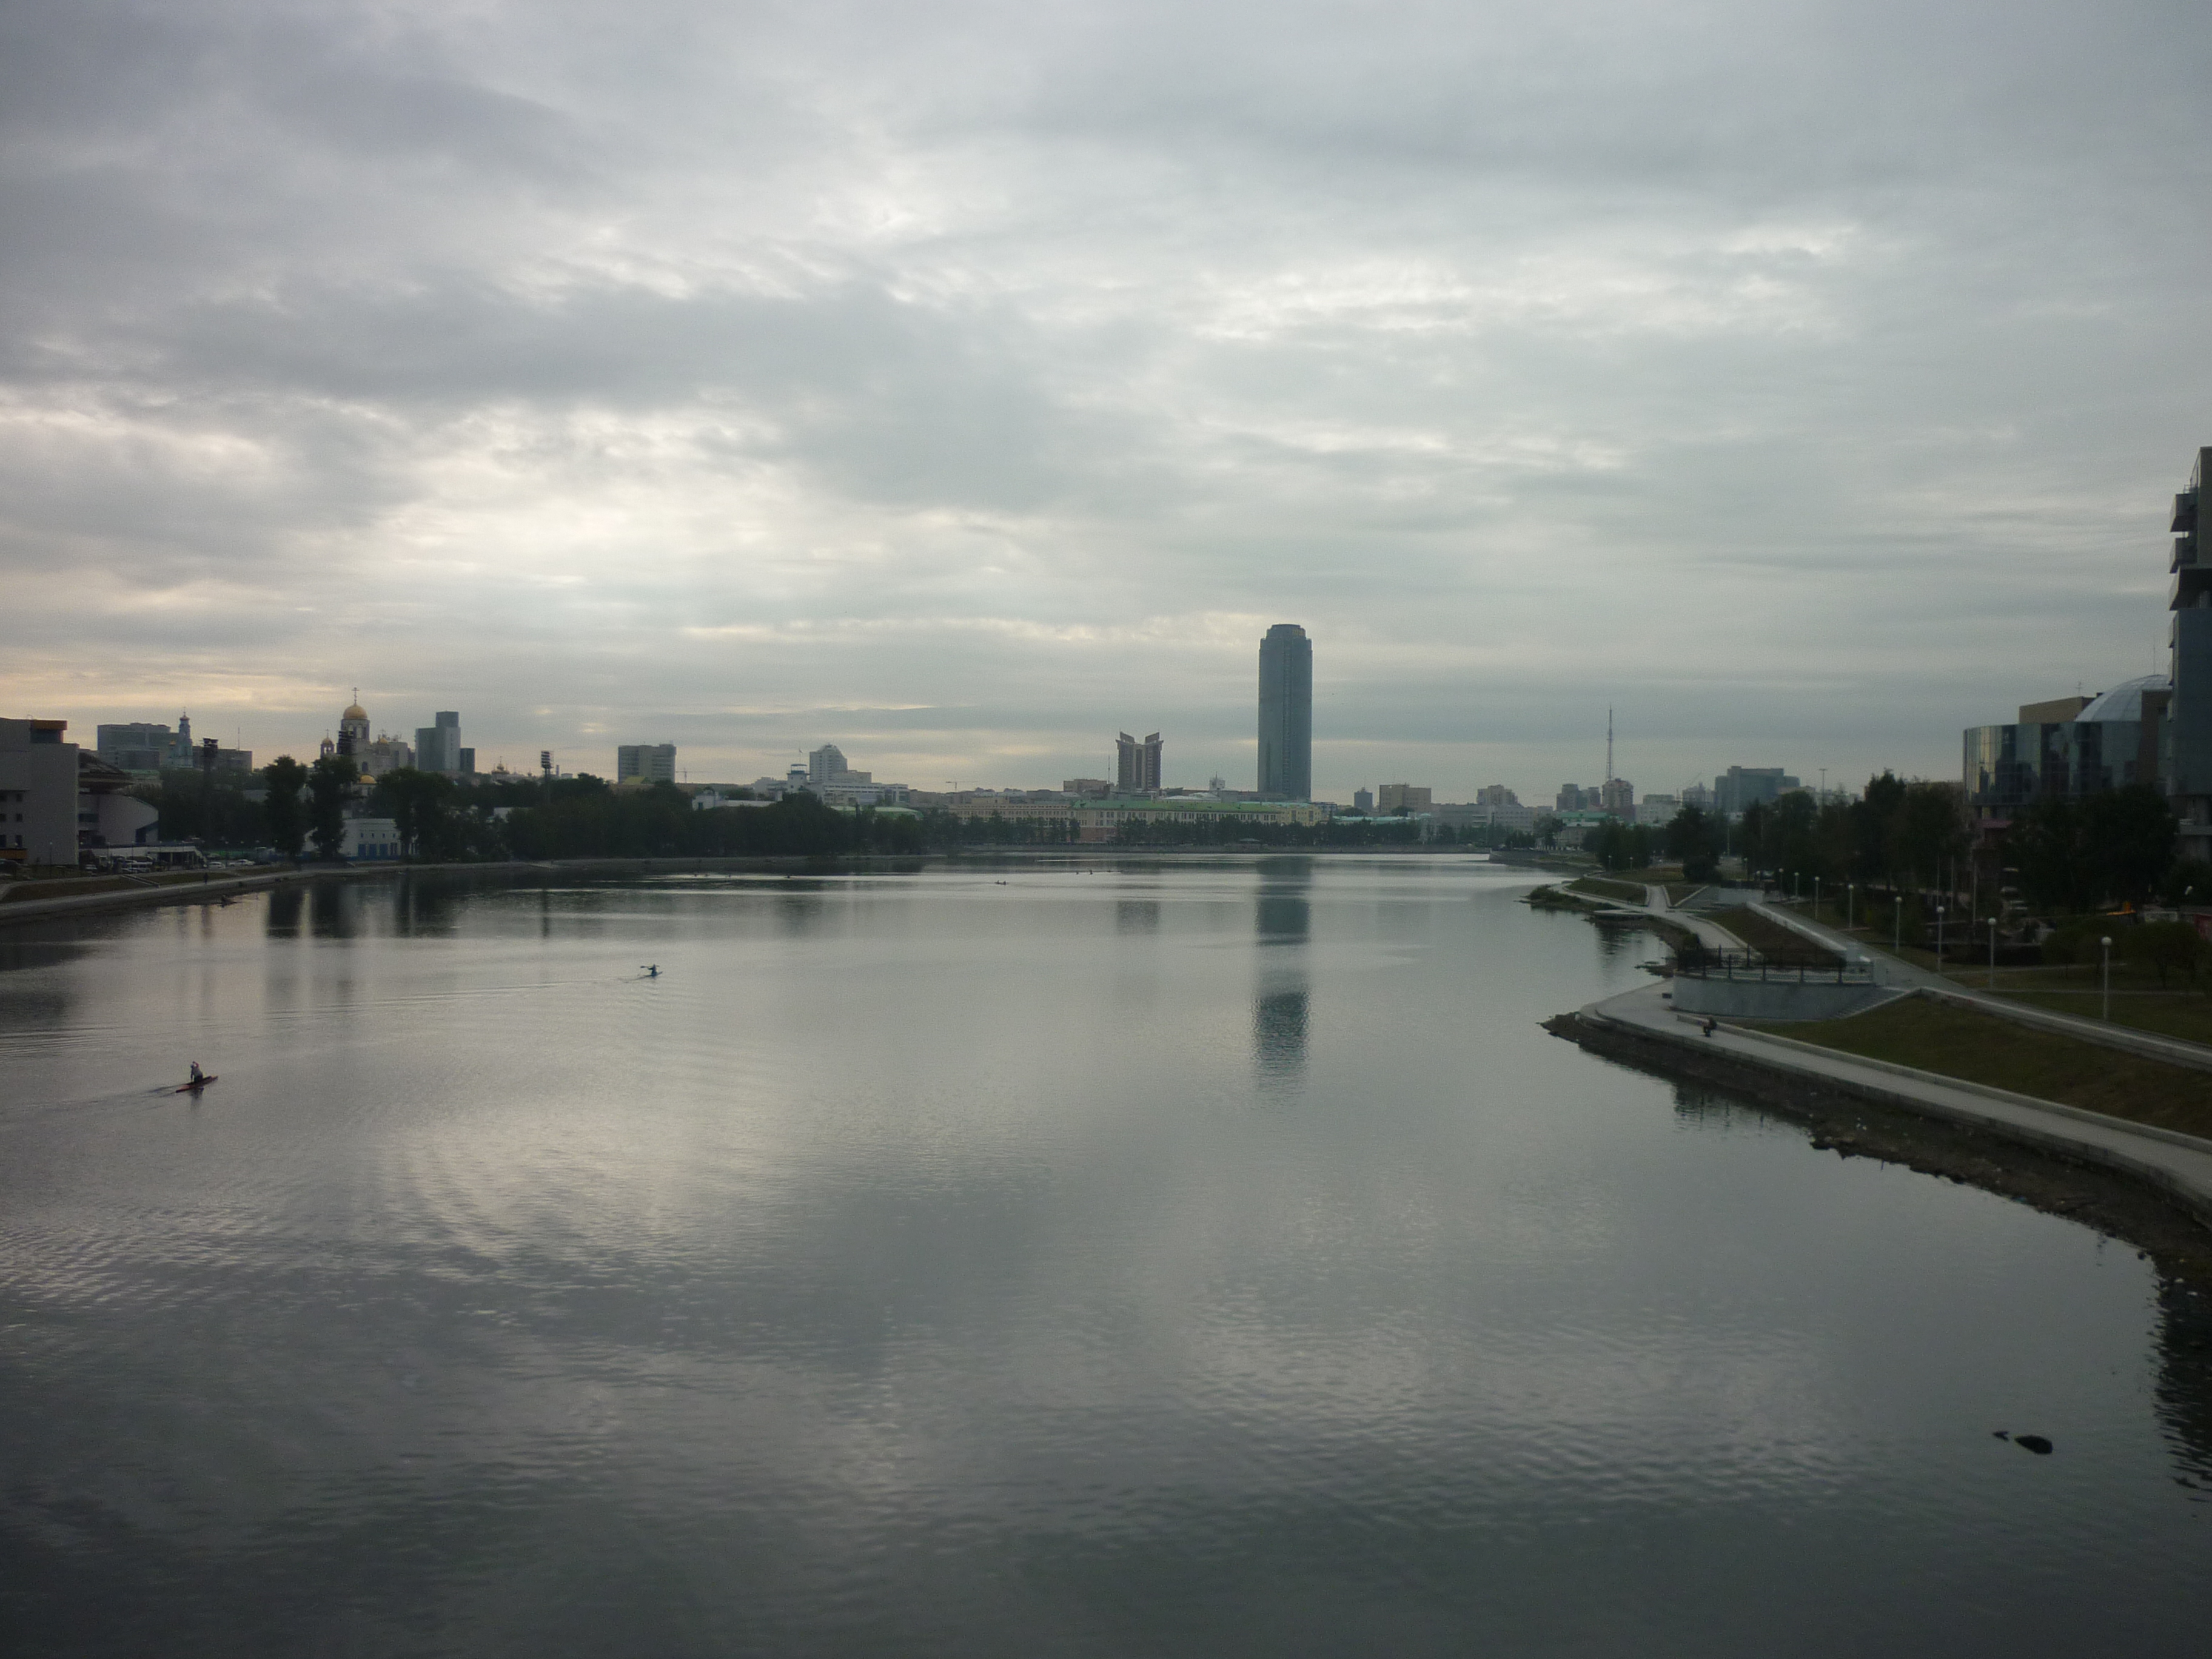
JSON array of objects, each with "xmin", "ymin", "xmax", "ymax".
[{"xmin": 4, "ymin": 1, "xmax": 2206, "ymax": 800}]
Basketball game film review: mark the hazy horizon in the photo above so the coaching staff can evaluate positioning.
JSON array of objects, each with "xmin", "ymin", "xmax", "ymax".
[{"xmin": 4, "ymin": 0, "xmax": 2207, "ymax": 800}]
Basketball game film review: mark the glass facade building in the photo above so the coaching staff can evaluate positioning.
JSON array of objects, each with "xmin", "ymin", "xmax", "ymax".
[{"xmin": 1963, "ymin": 675, "xmax": 2168, "ymax": 819}]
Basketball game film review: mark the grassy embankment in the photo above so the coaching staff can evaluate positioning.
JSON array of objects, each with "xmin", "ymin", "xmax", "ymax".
[
  {"xmin": 1794, "ymin": 894, "xmax": 2212, "ymax": 1049},
  {"xmin": 1709, "ymin": 906, "xmax": 1843, "ymax": 967},
  {"xmin": 1763, "ymin": 995, "xmax": 2212, "ymax": 1141},
  {"xmin": 1566, "ymin": 876, "xmax": 1651, "ymax": 904}
]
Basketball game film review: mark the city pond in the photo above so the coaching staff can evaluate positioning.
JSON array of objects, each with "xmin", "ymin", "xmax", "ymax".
[{"xmin": 1, "ymin": 857, "xmax": 2207, "ymax": 1655}]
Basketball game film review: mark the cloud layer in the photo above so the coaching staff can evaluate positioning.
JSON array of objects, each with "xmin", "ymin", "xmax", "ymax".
[{"xmin": 4, "ymin": 0, "xmax": 2208, "ymax": 797}]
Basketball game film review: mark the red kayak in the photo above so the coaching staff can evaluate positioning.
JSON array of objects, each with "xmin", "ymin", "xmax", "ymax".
[{"xmin": 175, "ymin": 1076, "xmax": 218, "ymax": 1093}]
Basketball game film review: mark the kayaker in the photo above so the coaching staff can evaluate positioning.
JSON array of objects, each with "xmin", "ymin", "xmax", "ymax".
[{"xmin": 189, "ymin": 1061, "xmax": 205, "ymax": 1084}]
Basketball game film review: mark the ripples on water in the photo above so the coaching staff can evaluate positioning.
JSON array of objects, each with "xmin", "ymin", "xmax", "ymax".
[{"xmin": 1, "ymin": 858, "xmax": 2208, "ymax": 1657}]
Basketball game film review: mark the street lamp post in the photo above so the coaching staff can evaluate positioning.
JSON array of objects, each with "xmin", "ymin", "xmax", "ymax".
[
  {"xmin": 1847, "ymin": 883, "xmax": 1855, "ymax": 930},
  {"xmin": 1988, "ymin": 916, "xmax": 1999, "ymax": 990},
  {"xmin": 1814, "ymin": 876, "xmax": 1822, "ymax": 922},
  {"xmin": 1894, "ymin": 894, "xmax": 1903, "ymax": 954},
  {"xmin": 2102, "ymin": 936, "xmax": 2113, "ymax": 1022},
  {"xmin": 1936, "ymin": 903, "xmax": 1946, "ymax": 970}
]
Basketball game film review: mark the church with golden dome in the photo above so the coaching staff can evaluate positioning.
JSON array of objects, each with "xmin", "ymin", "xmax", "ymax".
[{"xmin": 321, "ymin": 691, "xmax": 416, "ymax": 776}]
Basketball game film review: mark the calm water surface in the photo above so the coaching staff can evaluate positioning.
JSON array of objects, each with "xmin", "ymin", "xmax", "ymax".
[{"xmin": 2, "ymin": 857, "xmax": 2207, "ymax": 1655}]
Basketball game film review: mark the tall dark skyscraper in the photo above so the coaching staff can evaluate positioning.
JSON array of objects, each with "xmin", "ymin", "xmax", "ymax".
[{"xmin": 1257, "ymin": 623, "xmax": 1312, "ymax": 800}]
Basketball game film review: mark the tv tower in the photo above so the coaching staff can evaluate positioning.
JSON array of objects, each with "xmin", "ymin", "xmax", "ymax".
[{"xmin": 1606, "ymin": 706, "xmax": 1614, "ymax": 785}]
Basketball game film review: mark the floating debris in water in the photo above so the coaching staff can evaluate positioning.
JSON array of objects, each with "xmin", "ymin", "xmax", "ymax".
[{"xmin": 1993, "ymin": 1431, "xmax": 2055, "ymax": 1455}]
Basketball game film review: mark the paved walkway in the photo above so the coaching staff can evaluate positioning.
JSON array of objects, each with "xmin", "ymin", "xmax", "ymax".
[
  {"xmin": 1598, "ymin": 883, "xmax": 1747, "ymax": 953},
  {"xmin": 1580, "ymin": 979, "xmax": 2212, "ymax": 1228}
]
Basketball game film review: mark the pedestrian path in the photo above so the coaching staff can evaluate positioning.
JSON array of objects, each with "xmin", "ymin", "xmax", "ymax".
[{"xmin": 1580, "ymin": 979, "xmax": 2212, "ymax": 1228}]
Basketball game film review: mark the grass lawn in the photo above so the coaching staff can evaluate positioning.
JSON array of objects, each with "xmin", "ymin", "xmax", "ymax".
[
  {"xmin": 1711, "ymin": 905, "xmax": 1844, "ymax": 966},
  {"xmin": 1761, "ymin": 996, "xmax": 2212, "ymax": 1141}
]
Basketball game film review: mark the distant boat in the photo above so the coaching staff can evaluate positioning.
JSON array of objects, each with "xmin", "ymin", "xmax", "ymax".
[{"xmin": 175, "ymin": 1076, "xmax": 218, "ymax": 1093}]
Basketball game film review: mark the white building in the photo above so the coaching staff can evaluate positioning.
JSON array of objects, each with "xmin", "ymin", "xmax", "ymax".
[
  {"xmin": 1636, "ymin": 794, "xmax": 1680, "ymax": 827},
  {"xmin": 341, "ymin": 817, "xmax": 401, "ymax": 860}
]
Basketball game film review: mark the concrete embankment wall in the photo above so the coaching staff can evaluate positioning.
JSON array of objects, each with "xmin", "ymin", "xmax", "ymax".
[
  {"xmin": 1669, "ymin": 977, "xmax": 1904, "ymax": 1021},
  {"xmin": 1561, "ymin": 997, "xmax": 2212, "ymax": 1232}
]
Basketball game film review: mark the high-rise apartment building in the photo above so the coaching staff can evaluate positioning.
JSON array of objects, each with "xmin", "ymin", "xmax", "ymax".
[
  {"xmin": 1114, "ymin": 731, "xmax": 1162, "ymax": 793},
  {"xmin": 2170, "ymin": 448, "xmax": 2212, "ymax": 860},
  {"xmin": 619, "ymin": 743, "xmax": 677, "ymax": 785},
  {"xmin": 1598, "ymin": 778, "xmax": 1635, "ymax": 816},
  {"xmin": 1257, "ymin": 623, "xmax": 1312, "ymax": 800}
]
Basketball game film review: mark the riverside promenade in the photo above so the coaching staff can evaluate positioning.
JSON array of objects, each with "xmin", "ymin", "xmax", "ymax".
[
  {"xmin": 1749, "ymin": 900, "xmax": 2212, "ymax": 1076},
  {"xmin": 1567, "ymin": 979, "xmax": 2212, "ymax": 1231}
]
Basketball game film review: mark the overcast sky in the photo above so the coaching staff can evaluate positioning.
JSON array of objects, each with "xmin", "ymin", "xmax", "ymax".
[{"xmin": 4, "ymin": 0, "xmax": 2208, "ymax": 800}]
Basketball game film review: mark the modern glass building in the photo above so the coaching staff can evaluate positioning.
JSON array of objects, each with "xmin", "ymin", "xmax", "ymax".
[
  {"xmin": 1257, "ymin": 623, "xmax": 1312, "ymax": 801},
  {"xmin": 1963, "ymin": 674, "xmax": 2169, "ymax": 819}
]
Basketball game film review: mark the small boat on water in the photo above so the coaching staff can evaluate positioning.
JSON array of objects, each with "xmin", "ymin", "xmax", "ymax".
[{"xmin": 175, "ymin": 1075, "xmax": 218, "ymax": 1093}]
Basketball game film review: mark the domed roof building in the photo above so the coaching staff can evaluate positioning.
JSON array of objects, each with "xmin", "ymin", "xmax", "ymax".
[
  {"xmin": 2075, "ymin": 674, "xmax": 2171, "ymax": 726},
  {"xmin": 1965, "ymin": 674, "xmax": 2171, "ymax": 819}
]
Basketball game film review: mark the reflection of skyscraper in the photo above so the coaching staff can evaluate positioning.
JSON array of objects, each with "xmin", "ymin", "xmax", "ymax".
[
  {"xmin": 1258, "ymin": 623, "xmax": 1312, "ymax": 801},
  {"xmin": 1252, "ymin": 859, "xmax": 1313, "ymax": 1088},
  {"xmin": 1115, "ymin": 731, "xmax": 1162, "ymax": 793}
]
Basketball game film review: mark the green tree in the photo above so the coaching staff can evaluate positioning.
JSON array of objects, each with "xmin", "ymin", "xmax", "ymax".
[
  {"xmin": 1664, "ymin": 805, "xmax": 1721, "ymax": 881},
  {"xmin": 1892, "ymin": 780, "xmax": 1967, "ymax": 893},
  {"xmin": 372, "ymin": 768, "xmax": 455, "ymax": 859},
  {"xmin": 307, "ymin": 756, "xmax": 358, "ymax": 860},
  {"xmin": 2077, "ymin": 785, "xmax": 2175, "ymax": 909},
  {"xmin": 262, "ymin": 757, "xmax": 308, "ymax": 859}
]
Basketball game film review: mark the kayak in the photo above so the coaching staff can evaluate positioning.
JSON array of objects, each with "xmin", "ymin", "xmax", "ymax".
[{"xmin": 175, "ymin": 1076, "xmax": 218, "ymax": 1093}]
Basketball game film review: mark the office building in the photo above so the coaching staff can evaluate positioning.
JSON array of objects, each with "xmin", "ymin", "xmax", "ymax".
[
  {"xmin": 1115, "ymin": 732, "xmax": 1162, "ymax": 793},
  {"xmin": 1965, "ymin": 677, "xmax": 2171, "ymax": 820},
  {"xmin": 1712, "ymin": 766, "xmax": 1800, "ymax": 817},
  {"xmin": 2171, "ymin": 448, "xmax": 2212, "ymax": 860},
  {"xmin": 415, "ymin": 711, "xmax": 463, "ymax": 775},
  {"xmin": 1636, "ymin": 794, "xmax": 1680, "ymax": 828},
  {"xmin": 1257, "ymin": 623, "xmax": 1312, "ymax": 800},
  {"xmin": 619, "ymin": 744, "xmax": 677, "ymax": 786},
  {"xmin": 1352, "ymin": 787, "xmax": 1373, "ymax": 814},
  {"xmin": 1377, "ymin": 783, "xmax": 1432, "ymax": 814},
  {"xmin": 1063, "ymin": 777, "xmax": 1111, "ymax": 797},
  {"xmin": 96, "ymin": 722, "xmax": 176, "ymax": 774},
  {"xmin": 1598, "ymin": 778, "xmax": 1635, "ymax": 816}
]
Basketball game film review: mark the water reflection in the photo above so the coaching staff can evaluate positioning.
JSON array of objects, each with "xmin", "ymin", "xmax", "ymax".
[
  {"xmin": 1115, "ymin": 899, "xmax": 1160, "ymax": 934},
  {"xmin": 266, "ymin": 884, "xmax": 304, "ymax": 936},
  {"xmin": 1253, "ymin": 858, "xmax": 1312, "ymax": 1087},
  {"xmin": 2156, "ymin": 1272, "xmax": 2212, "ymax": 1495}
]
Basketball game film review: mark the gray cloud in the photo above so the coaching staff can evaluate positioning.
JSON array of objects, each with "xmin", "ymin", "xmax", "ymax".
[{"xmin": 2, "ymin": 0, "xmax": 2208, "ymax": 797}]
